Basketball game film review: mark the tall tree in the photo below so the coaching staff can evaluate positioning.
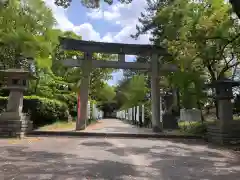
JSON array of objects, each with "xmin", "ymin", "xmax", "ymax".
[{"xmin": 0, "ymin": 0, "xmax": 57, "ymax": 69}]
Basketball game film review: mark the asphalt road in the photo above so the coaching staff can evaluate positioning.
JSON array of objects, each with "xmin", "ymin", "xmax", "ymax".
[
  {"xmin": 83, "ymin": 118, "xmax": 154, "ymax": 134},
  {"xmin": 0, "ymin": 137, "xmax": 239, "ymax": 180}
]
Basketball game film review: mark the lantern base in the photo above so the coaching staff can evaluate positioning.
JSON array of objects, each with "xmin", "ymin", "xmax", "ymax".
[
  {"xmin": 207, "ymin": 122, "xmax": 240, "ymax": 145},
  {"xmin": 0, "ymin": 112, "xmax": 32, "ymax": 138}
]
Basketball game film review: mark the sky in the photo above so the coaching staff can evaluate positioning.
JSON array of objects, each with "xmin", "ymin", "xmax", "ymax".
[{"xmin": 44, "ymin": 0, "xmax": 151, "ymax": 85}]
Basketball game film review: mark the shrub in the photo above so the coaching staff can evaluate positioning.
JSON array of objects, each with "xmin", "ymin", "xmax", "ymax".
[
  {"xmin": 54, "ymin": 93, "xmax": 77, "ymax": 117},
  {"xmin": 178, "ymin": 121, "xmax": 207, "ymax": 135},
  {"xmin": 0, "ymin": 96, "xmax": 68, "ymax": 128}
]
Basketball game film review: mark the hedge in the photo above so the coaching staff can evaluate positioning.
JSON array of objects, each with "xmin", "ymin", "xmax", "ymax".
[
  {"xmin": 0, "ymin": 96, "xmax": 69, "ymax": 128},
  {"xmin": 54, "ymin": 93, "xmax": 77, "ymax": 117}
]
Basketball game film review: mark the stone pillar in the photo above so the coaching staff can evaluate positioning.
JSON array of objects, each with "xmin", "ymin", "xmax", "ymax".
[
  {"xmin": 125, "ymin": 109, "xmax": 128, "ymax": 120},
  {"xmin": 129, "ymin": 108, "xmax": 132, "ymax": 121},
  {"xmin": 7, "ymin": 90, "xmax": 23, "ymax": 118},
  {"xmin": 142, "ymin": 105, "xmax": 145, "ymax": 125},
  {"xmin": 151, "ymin": 54, "xmax": 162, "ymax": 132},
  {"xmin": 87, "ymin": 101, "xmax": 91, "ymax": 119},
  {"xmin": 218, "ymin": 86, "xmax": 233, "ymax": 131},
  {"xmin": 159, "ymin": 96, "xmax": 163, "ymax": 123},
  {"xmin": 133, "ymin": 107, "xmax": 136, "ymax": 124},
  {"xmin": 76, "ymin": 53, "xmax": 92, "ymax": 130},
  {"xmin": 136, "ymin": 106, "xmax": 140, "ymax": 126},
  {"xmin": 92, "ymin": 103, "xmax": 97, "ymax": 120}
]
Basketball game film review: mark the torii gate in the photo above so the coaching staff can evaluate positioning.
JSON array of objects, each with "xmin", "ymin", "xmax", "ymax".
[{"xmin": 59, "ymin": 37, "xmax": 176, "ymax": 132}]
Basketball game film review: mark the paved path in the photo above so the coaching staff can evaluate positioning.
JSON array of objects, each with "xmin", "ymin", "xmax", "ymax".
[
  {"xmin": 83, "ymin": 118, "xmax": 154, "ymax": 134},
  {"xmin": 0, "ymin": 137, "xmax": 239, "ymax": 179}
]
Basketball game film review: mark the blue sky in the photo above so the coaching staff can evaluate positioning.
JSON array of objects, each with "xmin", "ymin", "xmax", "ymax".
[{"xmin": 44, "ymin": 0, "xmax": 151, "ymax": 85}]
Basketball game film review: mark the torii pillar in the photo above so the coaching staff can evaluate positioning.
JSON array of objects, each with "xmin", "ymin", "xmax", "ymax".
[
  {"xmin": 76, "ymin": 53, "xmax": 92, "ymax": 130},
  {"xmin": 151, "ymin": 54, "xmax": 162, "ymax": 132}
]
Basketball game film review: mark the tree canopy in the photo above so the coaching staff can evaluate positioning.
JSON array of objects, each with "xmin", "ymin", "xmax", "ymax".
[{"xmin": 0, "ymin": 0, "xmax": 115, "ymax": 122}]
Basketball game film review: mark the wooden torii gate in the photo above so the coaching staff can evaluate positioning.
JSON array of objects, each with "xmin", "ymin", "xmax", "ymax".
[{"xmin": 59, "ymin": 37, "xmax": 176, "ymax": 132}]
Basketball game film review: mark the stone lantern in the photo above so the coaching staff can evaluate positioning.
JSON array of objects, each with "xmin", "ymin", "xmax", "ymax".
[
  {"xmin": 161, "ymin": 90, "xmax": 179, "ymax": 130},
  {"xmin": 0, "ymin": 68, "xmax": 34, "ymax": 137},
  {"xmin": 206, "ymin": 78, "xmax": 240, "ymax": 145}
]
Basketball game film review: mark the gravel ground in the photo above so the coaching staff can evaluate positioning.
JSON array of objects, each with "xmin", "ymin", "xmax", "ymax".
[{"xmin": 0, "ymin": 137, "xmax": 239, "ymax": 180}]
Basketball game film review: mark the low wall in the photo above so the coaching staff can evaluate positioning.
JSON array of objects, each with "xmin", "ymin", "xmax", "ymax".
[{"xmin": 180, "ymin": 109, "xmax": 201, "ymax": 122}]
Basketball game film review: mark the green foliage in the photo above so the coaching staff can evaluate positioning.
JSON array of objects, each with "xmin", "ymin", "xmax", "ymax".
[
  {"xmin": 133, "ymin": 0, "xmax": 240, "ymax": 112},
  {"xmin": 54, "ymin": 93, "xmax": 77, "ymax": 117},
  {"xmin": 97, "ymin": 83, "xmax": 116, "ymax": 102},
  {"xmin": 0, "ymin": 96, "xmax": 68, "ymax": 128},
  {"xmin": 115, "ymin": 74, "xmax": 148, "ymax": 110},
  {"xmin": 0, "ymin": 0, "xmax": 116, "ymax": 128},
  {"xmin": 0, "ymin": 0, "xmax": 57, "ymax": 69},
  {"xmin": 179, "ymin": 121, "xmax": 207, "ymax": 135}
]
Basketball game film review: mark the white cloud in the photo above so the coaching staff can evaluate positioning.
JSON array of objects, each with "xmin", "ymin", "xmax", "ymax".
[
  {"xmin": 107, "ymin": 70, "xmax": 123, "ymax": 86},
  {"xmin": 44, "ymin": 0, "xmax": 150, "ymax": 85},
  {"xmin": 101, "ymin": 33, "xmax": 114, "ymax": 42},
  {"xmin": 73, "ymin": 23, "xmax": 101, "ymax": 41},
  {"xmin": 44, "ymin": 0, "xmax": 150, "ymax": 44},
  {"xmin": 103, "ymin": 1, "xmax": 147, "ymax": 27},
  {"xmin": 86, "ymin": 0, "xmax": 151, "ymax": 45},
  {"xmin": 86, "ymin": 9, "xmax": 103, "ymax": 19},
  {"xmin": 87, "ymin": 0, "xmax": 147, "ymax": 27},
  {"xmin": 44, "ymin": 0, "xmax": 101, "ymax": 41}
]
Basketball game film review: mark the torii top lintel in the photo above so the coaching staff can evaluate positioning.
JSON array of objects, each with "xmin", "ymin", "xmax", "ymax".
[{"xmin": 59, "ymin": 37, "xmax": 168, "ymax": 56}]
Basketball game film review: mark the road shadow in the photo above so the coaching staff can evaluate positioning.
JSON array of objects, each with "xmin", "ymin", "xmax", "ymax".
[
  {"xmin": 0, "ymin": 138, "xmax": 239, "ymax": 180},
  {"xmin": 106, "ymin": 139, "xmax": 240, "ymax": 180},
  {"xmin": 0, "ymin": 145, "xmax": 143, "ymax": 180}
]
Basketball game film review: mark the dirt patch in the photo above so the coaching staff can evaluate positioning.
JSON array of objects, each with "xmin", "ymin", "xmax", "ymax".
[{"xmin": 82, "ymin": 121, "xmax": 103, "ymax": 131}]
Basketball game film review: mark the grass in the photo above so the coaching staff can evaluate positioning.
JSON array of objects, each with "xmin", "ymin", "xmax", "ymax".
[
  {"xmin": 233, "ymin": 116, "xmax": 240, "ymax": 121},
  {"xmin": 38, "ymin": 119, "xmax": 99, "ymax": 131},
  {"xmin": 178, "ymin": 121, "xmax": 215, "ymax": 135},
  {"xmin": 38, "ymin": 121, "xmax": 76, "ymax": 131}
]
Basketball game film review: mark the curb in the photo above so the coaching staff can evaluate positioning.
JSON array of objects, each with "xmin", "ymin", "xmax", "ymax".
[{"xmin": 26, "ymin": 131, "xmax": 203, "ymax": 140}]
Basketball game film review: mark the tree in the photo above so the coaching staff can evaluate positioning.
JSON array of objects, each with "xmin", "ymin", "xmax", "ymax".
[
  {"xmin": 114, "ymin": 74, "xmax": 148, "ymax": 109},
  {"xmin": 132, "ymin": 0, "xmax": 240, "ymax": 118},
  {"xmin": 95, "ymin": 83, "xmax": 119, "ymax": 113},
  {"xmin": 0, "ymin": 0, "xmax": 57, "ymax": 69}
]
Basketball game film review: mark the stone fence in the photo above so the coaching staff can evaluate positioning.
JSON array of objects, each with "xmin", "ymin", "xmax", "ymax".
[
  {"xmin": 179, "ymin": 109, "xmax": 202, "ymax": 122},
  {"xmin": 116, "ymin": 105, "xmax": 148, "ymax": 127},
  {"xmin": 87, "ymin": 101, "xmax": 103, "ymax": 121}
]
